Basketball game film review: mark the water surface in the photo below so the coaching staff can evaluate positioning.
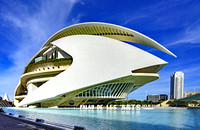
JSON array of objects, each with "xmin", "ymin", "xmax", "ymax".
[{"xmin": 3, "ymin": 107, "xmax": 200, "ymax": 129}]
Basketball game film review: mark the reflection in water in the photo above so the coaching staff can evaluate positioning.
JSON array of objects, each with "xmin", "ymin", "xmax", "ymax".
[{"xmin": 3, "ymin": 108, "xmax": 200, "ymax": 130}]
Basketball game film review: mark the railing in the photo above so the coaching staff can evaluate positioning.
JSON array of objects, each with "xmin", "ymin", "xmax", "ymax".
[{"xmin": 24, "ymin": 58, "xmax": 72, "ymax": 73}]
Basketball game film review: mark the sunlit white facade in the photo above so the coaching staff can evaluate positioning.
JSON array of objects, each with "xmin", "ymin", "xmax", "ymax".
[
  {"xmin": 170, "ymin": 71, "xmax": 184, "ymax": 99},
  {"xmin": 14, "ymin": 22, "xmax": 175, "ymax": 107}
]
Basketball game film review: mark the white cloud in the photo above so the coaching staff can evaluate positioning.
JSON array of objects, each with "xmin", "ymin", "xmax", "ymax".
[
  {"xmin": 182, "ymin": 66, "xmax": 200, "ymax": 74},
  {"xmin": 166, "ymin": 21, "xmax": 200, "ymax": 47},
  {"xmin": 184, "ymin": 86, "xmax": 200, "ymax": 92},
  {"xmin": 0, "ymin": 0, "xmax": 81, "ymax": 100},
  {"xmin": 121, "ymin": 1, "xmax": 181, "ymax": 26}
]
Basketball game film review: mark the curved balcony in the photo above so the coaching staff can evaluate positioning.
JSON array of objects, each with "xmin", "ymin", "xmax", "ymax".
[
  {"xmin": 15, "ymin": 58, "xmax": 72, "ymax": 99},
  {"xmin": 25, "ymin": 58, "xmax": 72, "ymax": 73},
  {"xmin": 21, "ymin": 58, "xmax": 72, "ymax": 87}
]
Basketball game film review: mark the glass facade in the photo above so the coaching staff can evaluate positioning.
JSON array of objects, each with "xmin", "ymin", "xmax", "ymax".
[{"xmin": 75, "ymin": 82, "xmax": 134, "ymax": 98}]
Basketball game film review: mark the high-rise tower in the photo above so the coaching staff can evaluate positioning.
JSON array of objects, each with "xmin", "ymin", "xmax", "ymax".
[{"xmin": 170, "ymin": 71, "xmax": 184, "ymax": 99}]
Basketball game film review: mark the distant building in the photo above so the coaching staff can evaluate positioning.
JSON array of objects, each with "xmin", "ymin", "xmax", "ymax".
[
  {"xmin": 170, "ymin": 71, "xmax": 184, "ymax": 99},
  {"xmin": 0, "ymin": 96, "xmax": 2, "ymax": 100},
  {"xmin": 146, "ymin": 94, "xmax": 168, "ymax": 103},
  {"xmin": 184, "ymin": 92, "xmax": 200, "ymax": 98},
  {"xmin": 3, "ymin": 93, "xmax": 10, "ymax": 101}
]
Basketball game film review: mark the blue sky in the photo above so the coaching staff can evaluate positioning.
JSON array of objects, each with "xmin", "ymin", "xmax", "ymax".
[{"xmin": 0, "ymin": 0, "xmax": 200, "ymax": 100}]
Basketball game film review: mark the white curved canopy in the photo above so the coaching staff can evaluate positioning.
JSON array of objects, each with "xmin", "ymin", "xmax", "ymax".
[{"xmin": 42, "ymin": 22, "xmax": 176, "ymax": 57}]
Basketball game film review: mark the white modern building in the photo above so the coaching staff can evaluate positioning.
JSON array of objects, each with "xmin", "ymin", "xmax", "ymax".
[
  {"xmin": 3, "ymin": 93, "xmax": 10, "ymax": 101},
  {"xmin": 14, "ymin": 22, "xmax": 175, "ymax": 108},
  {"xmin": 170, "ymin": 71, "xmax": 184, "ymax": 99}
]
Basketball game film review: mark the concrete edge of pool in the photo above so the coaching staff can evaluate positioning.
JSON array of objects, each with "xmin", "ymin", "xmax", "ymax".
[{"xmin": 0, "ymin": 111, "xmax": 85, "ymax": 130}]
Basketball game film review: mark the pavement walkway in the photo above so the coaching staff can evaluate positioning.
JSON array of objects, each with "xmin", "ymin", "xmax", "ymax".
[
  {"xmin": 0, "ymin": 113, "xmax": 46, "ymax": 130},
  {"xmin": 0, "ymin": 109, "xmax": 84, "ymax": 130}
]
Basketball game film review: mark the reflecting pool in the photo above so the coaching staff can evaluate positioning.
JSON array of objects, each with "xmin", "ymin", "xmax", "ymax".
[{"xmin": 3, "ymin": 107, "xmax": 200, "ymax": 129}]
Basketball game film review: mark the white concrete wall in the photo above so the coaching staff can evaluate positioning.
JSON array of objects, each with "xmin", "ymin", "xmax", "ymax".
[
  {"xmin": 27, "ymin": 83, "xmax": 38, "ymax": 94},
  {"xmin": 18, "ymin": 35, "xmax": 167, "ymax": 106}
]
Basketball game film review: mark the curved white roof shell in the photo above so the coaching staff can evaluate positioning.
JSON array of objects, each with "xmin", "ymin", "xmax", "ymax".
[
  {"xmin": 25, "ymin": 22, "xmax": 176, "ymax": 73},
  {"xmin": 42, "ymin": 22, "xmax": 176, "ymax": 57}
]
